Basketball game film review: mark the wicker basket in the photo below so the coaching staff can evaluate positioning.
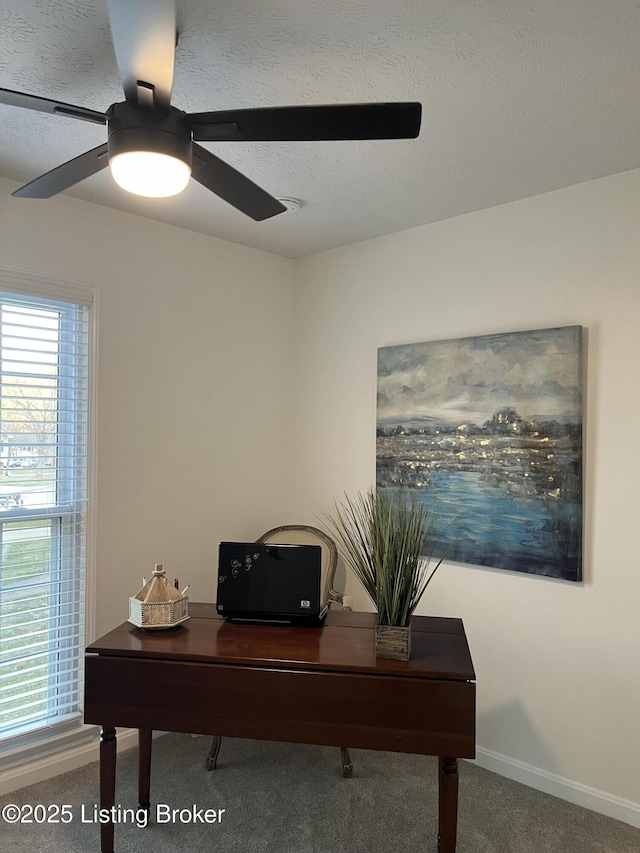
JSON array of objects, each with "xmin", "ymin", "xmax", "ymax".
[
  {"xmin": 128, "ymin": 564, "xmax": 189, "ymax": 630},
  {"xmin": 375, "ymin": 624, "xmax": 411, "ymax": 661}
]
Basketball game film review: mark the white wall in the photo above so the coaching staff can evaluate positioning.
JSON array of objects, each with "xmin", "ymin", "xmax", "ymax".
[
  {"xmin": 290, "ymin": 169, "xmax": 640, "ymax": 824},
  {"xmin": 0, "ymin": 177, "xmax": 294, "ymax": 637}
]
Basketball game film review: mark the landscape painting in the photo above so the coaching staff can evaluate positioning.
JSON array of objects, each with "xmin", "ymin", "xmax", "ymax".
[{"xmin": 376, "ymin": 326, "xmax": 583, "ymax": 581}]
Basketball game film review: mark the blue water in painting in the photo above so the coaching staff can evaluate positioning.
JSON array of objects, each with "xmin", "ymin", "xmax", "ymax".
[{"xmin": 402, "ymin": 470, "xmax": 581, "ymax": 580}]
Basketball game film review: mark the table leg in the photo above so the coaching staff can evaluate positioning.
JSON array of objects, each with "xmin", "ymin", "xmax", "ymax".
[
  {"xmin": 437, "ymin": 756, "xmax": 459, "ymax": 853},
  {"xmin": 99, "ymin": 726, "xmax": 116, "ymax": 853},
  {"xmin": 138, "ymin": 729, "xmax": 152, "ymax": 810}
]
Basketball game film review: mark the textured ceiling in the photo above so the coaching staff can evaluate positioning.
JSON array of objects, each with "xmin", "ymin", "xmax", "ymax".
[{"xmin": 0, "ymin": 0, "xmax": 638, "ymax": 258}]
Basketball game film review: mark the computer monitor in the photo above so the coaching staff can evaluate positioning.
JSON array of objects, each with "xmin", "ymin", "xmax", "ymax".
[{"xmin": 216, "ymin": 541, "xmax": 326, "ymax": 624}]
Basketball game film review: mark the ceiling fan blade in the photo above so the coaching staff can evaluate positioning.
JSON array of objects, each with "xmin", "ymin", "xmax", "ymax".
[
  {"xmin": 190, "ymin": 102, "xmax": 422, "ymax": 142},
  {"xmin": 0, "ymin": 87, "xmax": 106, "ymax": 125},
  {"xmin": 106, "ymin": 0, "xmax": 177, "ymax": 108},
  {"xmin": 191, "ymin": 144, "xmax": 286, "ymax": 221},
  {"xmin": 12, "ymin": 144, "xmax": 109, "ymax": 199}
]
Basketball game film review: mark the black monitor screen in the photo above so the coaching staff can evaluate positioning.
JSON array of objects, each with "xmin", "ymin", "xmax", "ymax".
[{"xmin": 216, "ymin": 541, "xmax": 322, "ymax": 619}]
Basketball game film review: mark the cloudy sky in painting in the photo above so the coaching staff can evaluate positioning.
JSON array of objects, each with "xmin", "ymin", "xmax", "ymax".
[{"xmin": 377, "ymin": 326, "xmax": 583, "ymax": 426}]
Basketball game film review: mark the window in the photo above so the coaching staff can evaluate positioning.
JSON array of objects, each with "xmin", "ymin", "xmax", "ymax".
[{"xmin": 0, "ymin": 272, "xmax": 93, "ymax": 757}]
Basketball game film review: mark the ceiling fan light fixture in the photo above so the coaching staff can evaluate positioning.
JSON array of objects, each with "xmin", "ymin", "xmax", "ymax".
[
  {"xmin": 106, "ymin": 102, "xmax": 193, "ymax": 198},
  {"xmin": 110, "ymin": 150, "xmax": 191, "ymax": 197},
  {"xmin": 2, "ymin": 0, "xmax": 422, "ymax": 216}
]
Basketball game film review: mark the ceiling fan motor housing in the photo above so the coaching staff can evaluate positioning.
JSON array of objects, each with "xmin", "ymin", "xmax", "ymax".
[{"xmin": 106, "ymin": 101, "xmax": 192, "ymax": 169}]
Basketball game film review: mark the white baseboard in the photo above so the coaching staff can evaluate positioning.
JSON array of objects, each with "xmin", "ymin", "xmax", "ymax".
[
  {"xmin": 0, "ymin": 728, "xmax": 139, "ymax": 797},
  {"xmin": 471, "ymin": 746, "xmax": 640, "ymax": 829}
]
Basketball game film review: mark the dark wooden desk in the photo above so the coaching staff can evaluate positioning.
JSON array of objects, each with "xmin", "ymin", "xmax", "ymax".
[{"xmin": 85, "ymin": 604, "xmax": 475, "ymax": 853}]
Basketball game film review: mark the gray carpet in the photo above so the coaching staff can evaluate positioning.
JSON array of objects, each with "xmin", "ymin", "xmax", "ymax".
[{"xmin": 1, "ymin": 734, "xmax": 638, "ymax": 852}]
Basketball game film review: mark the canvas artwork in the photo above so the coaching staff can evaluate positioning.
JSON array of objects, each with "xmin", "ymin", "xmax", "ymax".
[{"xmin": 376, "ymin": 326, "xmax": 583, "ymax": 581}]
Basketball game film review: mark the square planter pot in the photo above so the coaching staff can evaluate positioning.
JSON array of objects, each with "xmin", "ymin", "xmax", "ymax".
[{"xmin": 375, "ymin": 624, "xmax": 411, "ymax": 661}]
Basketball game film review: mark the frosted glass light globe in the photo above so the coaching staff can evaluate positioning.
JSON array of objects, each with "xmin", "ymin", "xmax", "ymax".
[{"xmin": 110, "ymin": 151, "xmax": 191, "ymax": 198}]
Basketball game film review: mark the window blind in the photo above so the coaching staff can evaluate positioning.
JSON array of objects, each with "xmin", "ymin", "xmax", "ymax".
[{"xmin": 0, "ymin": 286, "xmax": 90, "ymax": 750}]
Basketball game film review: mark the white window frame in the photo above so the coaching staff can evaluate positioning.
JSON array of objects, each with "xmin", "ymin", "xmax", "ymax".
[{"xmin": 0, "ymin": 266, "xmax": 97, "ymax": 771}]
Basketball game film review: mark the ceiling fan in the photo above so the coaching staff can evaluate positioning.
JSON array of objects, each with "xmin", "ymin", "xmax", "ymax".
[{"xmin": 0, "ymin": 0, "xmax": 422, "ymax": 221}]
